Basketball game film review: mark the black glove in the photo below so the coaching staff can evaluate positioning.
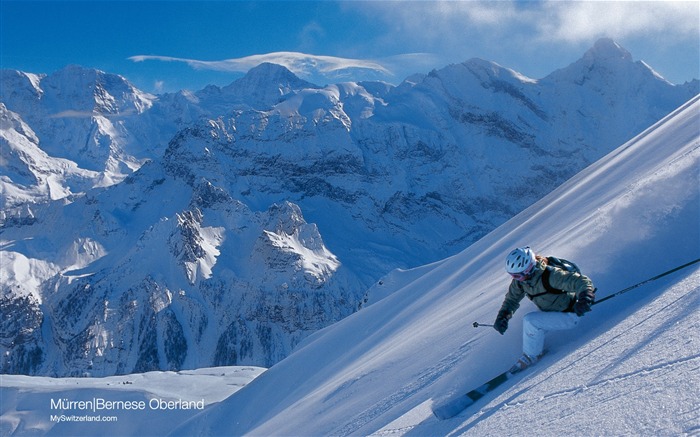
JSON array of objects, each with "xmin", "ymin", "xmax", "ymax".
[
  {"xmin": 494, "ymin": 310, "xmax": 512, "ymax": 335},
  {"xmin": 573, "ymin": 290, "xmax": 595, "ymax": 316}
]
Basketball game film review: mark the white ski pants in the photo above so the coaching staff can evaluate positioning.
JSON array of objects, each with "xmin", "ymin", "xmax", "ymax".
[{"xmin": 522, "ymin": 311, "xmax": 580, "ymax": 357}]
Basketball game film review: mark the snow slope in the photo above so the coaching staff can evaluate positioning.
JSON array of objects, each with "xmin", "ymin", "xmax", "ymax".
[
  {"xmin": 171, "ymin": 96, "xmax": 700, "ymax": 436},
  {"xmin": 1, "ymin": 91, "xmax": 698, "ymax": 437},
  {"xmin": 0, "ymin": 366, "xmax": 264, "ymax": 436}
]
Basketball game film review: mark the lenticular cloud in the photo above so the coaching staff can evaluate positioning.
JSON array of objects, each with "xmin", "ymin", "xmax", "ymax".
[{"xmin": 129, "ymin": 51, "xmax": 391, "ymax": 78}]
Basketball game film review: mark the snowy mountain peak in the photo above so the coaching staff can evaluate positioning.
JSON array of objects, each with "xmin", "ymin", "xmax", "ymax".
[
  {"xmin": 543, "ymin": 37, "xmax": 675, "ymax": 87},
  {"xmin": 264, "ymin": 201, "xmax": 307, "ymax": 235},
  {"xmin": 583, "ymin": 37, "xmax": 633, "ymax": 63},
  {"xmin": 245, "ymin": 62, "xmax": 314, "ymax": 86},
  {"xmin": 40, "ymin": 65, "xmax": 155, "ymax": 115},
  {"xmin": 0, "ymin": 103, "xmax": 100, "ymax": 208},
  {"xmin": 259, "ymin": 202, "xmax": 342, "ymax": 285},
  {"xmin": 0, "ymin": 64, "xmax": 164, "ymax": 200},
  {"xmin": 0, "ymin": 69, "xmax": 45, "ymax": 99},
  {"xmin": 461, "ymin": 58, "xmax": 538, "ymax": 85},
  {"xmin": 220, "ymin": 62, "xmax": 318, "ymax": 108}
]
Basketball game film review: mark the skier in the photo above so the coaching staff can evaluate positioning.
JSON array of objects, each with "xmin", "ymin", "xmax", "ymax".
[{"xmin": 494, "ymin": 247, "xmax": 596, "ymax": 373}]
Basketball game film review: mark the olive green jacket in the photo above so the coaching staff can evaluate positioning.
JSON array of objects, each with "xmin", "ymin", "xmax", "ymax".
[{"xmin": 499, "ymin": 258, "xmax": 595, "ymax": 315}]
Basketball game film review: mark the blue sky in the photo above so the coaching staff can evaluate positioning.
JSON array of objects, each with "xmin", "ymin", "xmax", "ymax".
[{"xmin": 2, "ymin": 1, "xmax": 698, "ymax": 94}]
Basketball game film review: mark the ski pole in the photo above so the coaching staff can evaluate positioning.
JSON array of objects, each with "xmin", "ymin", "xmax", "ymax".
[
  {"xmin": 472, "ymin": 322, "xmax": 494, "ymax": 328},
  {"xmin": 593, "ymin": 257, "xmax": 700, "ymax": 306}
]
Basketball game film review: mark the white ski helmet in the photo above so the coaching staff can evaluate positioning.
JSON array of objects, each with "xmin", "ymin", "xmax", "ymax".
[{"xmin": 505, "ymin": 247, "xmax": 536, "ymax": 274}]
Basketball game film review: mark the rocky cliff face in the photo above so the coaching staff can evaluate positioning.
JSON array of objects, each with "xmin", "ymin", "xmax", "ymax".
[
  {"xmin": 1, "ymin": 39, "xmax": 697, "ymax": 376},
  {"xmin": 1, "ymin": 157, "xmax": 363, "ymax": 375}
]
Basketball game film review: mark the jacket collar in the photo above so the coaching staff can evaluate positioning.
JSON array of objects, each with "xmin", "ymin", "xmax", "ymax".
[{"xmin": 522, "ymin": 258, "xmax": 546, "ymax": 285}]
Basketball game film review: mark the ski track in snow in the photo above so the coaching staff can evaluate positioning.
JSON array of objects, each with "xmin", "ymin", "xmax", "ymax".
[
  {"xmin": 517, "ymin": 353, "xmax": 699, "ymax": 406},
  {"xmin": 333, "ymin": 338, "xmax": 478, "ymax": 436}
]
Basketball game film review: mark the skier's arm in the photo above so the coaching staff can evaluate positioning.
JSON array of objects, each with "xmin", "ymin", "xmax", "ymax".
[
  {"xmin": 499, "ymin": 280, "xmax": 526, "ymax": 315},
  {"xmin": 493, "ymin": 281, "xmax": 526, "ymax": 334},
  {"xmin": 549, "ymin": 268, "xmax": 596, "ymax": 315},
  {"xmin": 548, "ymin": 269, "xmax": 595, "ymax": 299}
]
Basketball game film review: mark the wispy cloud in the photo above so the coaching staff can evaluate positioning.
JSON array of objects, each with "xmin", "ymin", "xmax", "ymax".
[
  {"xmin": 535, "ymin": 1, "xmax": 699, "ymax": 43},
  {"xmin": 48, "ymin": 109, "xmax": 136, "ymax": 119},
  {"xmin": 355, "ymin": 1, "xmax": 699, "ymax": 46},
  {"xmin": 129, "ymin": 52, "xmax": 394, "ymax": 79}
]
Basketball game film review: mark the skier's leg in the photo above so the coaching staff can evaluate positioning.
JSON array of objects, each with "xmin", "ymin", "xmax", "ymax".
[{"xmin": 522, "ymin": 311, "xmax": 579, "ymax": 357}]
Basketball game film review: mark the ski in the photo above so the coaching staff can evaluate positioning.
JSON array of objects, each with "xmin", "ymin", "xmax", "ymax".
[
  {"xmin": 432, "ymin": 355, "xmax": 541, "ymax": 420},
  {"xmin": 432, "ymin": 370, "xmax": 514, "ymax": 420}
]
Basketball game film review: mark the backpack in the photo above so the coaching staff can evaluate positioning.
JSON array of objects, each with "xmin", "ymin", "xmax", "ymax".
[{"xmin": 530, "ymin": 256, "xmax": 581, "ymax": 297}]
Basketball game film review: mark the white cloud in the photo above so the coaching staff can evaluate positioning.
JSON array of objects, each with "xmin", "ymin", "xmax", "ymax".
[
  {"xmin": 536, "ymin": 1, "xmax": 700, "ymax": 43},
  {"xmin": 129, "ymin": 52, "xmax": 392, "ymax": 78},
  {"xmin": 353, "ymin": 1, "xmax": 699, "ymax": 46},
  {"xmin": 48, "ymin": 109, "xmax": 136, "ymax": 119},
  {"xmin": 298, "ymin": 21, "xmax": 327, "ymax": 51}
]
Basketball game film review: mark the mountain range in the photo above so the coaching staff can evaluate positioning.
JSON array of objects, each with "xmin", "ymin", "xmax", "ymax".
[{"xmin": 0, "ymin": 38, "xmax": 697, "ymax": 376}]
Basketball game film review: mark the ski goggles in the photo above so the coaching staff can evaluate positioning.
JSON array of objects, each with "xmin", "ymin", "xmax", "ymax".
[{"xmin": 509, "ymin": 262, "xmax": 536, "ymax": 281}]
